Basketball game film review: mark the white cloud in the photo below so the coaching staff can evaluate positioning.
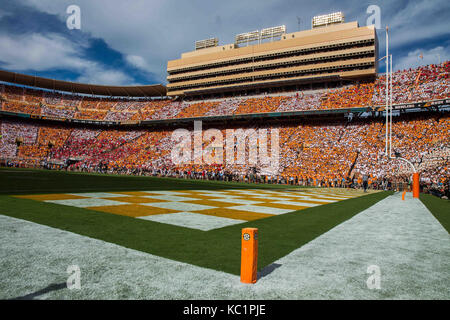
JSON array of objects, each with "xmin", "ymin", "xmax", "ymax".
[
  {"xmin": 0, "ymin": 33, "xmax": 84, "ymax": 71},
  {"xmin": 0, "ymin": 32, "xmax": 133, "ymax": 85},
  {"xmin": 76, "ymin": 68, "xmax": 134, "ymax": 86},
  {"xmin": 125, "ymin": 55, "xmax": 151, "ymax": 72},
  {"xmin": 394, "ymin": 45, "xmax": 450, "ymax": 71}
]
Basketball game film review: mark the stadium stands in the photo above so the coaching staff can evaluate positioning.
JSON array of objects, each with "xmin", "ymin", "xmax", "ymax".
[
  {"xmin": 1, "ymin": 62, "xmax": 449, "ymax": 191},
  {"xmin": 1, "ymin": 62, "xmax": 448, "ymax": 120},
  {"xmin": 1, "ymin": 112, "xmax": 448, "ymax": 188}
]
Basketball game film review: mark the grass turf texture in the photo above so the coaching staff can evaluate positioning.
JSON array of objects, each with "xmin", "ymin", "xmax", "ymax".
[
  {"xmin": 0, "ymin": 167, "xmax": 307, "ymax": 195},
  {"xmin": 0, "ymin": 175, "xmax": 392, "ymax": 275},
  {"xmin": 420, "ymin": 193, "xmax": 450, "ymax": 233}
]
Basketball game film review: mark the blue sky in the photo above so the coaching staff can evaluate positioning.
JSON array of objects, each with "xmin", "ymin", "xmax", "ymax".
[{"xmin": 0, "ymin": 0, "xmax": 448, "ymax": 86}]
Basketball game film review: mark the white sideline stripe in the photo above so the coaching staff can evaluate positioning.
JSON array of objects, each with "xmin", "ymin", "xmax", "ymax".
[{"xmin": 138, "ymin": 212, "xmax": 246, "ymax": 231}]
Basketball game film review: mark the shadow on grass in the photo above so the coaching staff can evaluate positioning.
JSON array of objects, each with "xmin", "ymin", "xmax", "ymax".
[
  {"xmin": 10, "ymin": 282, "xmax": 67, "ymax": 300},
  {"xmin": 257, "ymin": 263, "xmax": 282, "ymax": 280}
]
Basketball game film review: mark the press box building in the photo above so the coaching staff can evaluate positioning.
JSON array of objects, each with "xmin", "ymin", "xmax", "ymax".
[{"xmin": 167, "ymin": 13, "xmax": 378, "ymax": 98}]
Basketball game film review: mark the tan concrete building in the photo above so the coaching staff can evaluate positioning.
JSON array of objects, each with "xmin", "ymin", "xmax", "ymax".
[{"xmin": 167, "ymin": 20, "xmax": 378, "ymax": 98}]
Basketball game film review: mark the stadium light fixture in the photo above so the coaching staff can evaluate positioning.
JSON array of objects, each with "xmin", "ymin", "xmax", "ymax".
[
  {"xmin": 234, "ymin": 26, "xmax": 286, "ymax": 46},
  {"xmin": 312, "ymin": 12, "xmax": 344, "ymax": 28},
  {"xmin": 195, "ymin": 38, "xmax": 219, "ymax": 51}
]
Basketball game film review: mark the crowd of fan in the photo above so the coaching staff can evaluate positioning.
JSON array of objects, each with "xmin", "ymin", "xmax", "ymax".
[
  {"xmin": 204, "ymin": 99, "xmax": 241, "ymax": 116},
  {"xmin": 176, "ymin": 101, "xmax": 220, "ymax": 118},
  {"xmin": 2, "ymin": 100, "xmax": 41, "ymax": 115},
  {"xmin": 2, "ymin": 111, "xmax": 448, "ymax": 196},
  {"xmin": 41, "ymin": 104, "xmax": 75, "ymax": 118},
  {"xmin": 276, "ymin": 90, "xmax": 325, "ymax": 112},
  {"xmin": 234, "ymin": 96, "xmax": 291, "ymax": 114},
  {"xmin": 0, "ymin": 120, "xmax": 39, "ymax": 158},
  {"xmin": 373, "ymin": 61, "xmax": 450, "ymax": 105},
  {"xmin": 104, "ymin": 111, "xmax": 135, "ymax": 121},
  {"xmin": 1, "ymin": 62, "xmax": 448, "ymax": 122}
]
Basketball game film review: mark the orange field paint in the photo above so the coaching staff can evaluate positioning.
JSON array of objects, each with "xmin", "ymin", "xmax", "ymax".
[
  {"xmin": 412, "ymin": 172, "xmax": 420, "ymax": 198},
  {"xmin": 240, "ymin": 228, "xmax": 258, "ymax": 284}
]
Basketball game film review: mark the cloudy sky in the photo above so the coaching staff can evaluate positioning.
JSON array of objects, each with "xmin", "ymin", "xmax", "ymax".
[{"xmin": 0, "ymin": 0, "xmax": 449, "ymax": 86}]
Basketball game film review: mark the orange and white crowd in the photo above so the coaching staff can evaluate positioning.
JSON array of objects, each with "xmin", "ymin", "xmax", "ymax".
[
  {"xmin": 1, "ymin": 61, "xmax": 448, "ymax": 121},
  {"xmin": 1, "ymin": 112, "xmax": 448, "ymax": 190}
]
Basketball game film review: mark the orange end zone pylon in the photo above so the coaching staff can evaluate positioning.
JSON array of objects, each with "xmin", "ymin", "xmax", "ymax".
[
  {"xmin": 402, "ymin": 190, "xmax": 406, "ymax": 200},
  {"xmin": 412, "ymin": 172, "xmax": 420, "ymax": 198},
  {"xmin": 240, "ymin": 228, "xmax": 258, "ymax": 284}
]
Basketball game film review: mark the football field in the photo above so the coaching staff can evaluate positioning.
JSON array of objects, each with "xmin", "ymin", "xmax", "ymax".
[{"xmin": 0, "ymin": 168, "xmax": 449, "ymax": 299}]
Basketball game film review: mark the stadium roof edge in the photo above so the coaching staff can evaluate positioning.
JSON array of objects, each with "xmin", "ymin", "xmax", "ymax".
[{"xmin": 0, "ymin": 69, "xmax": 167, "ymax": 98}]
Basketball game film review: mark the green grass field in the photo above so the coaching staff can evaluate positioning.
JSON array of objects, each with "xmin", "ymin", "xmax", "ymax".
[
  {"xmin": 0, "ymin": 167, "xmax": 392, "ymax": 275},
  {"xmin": 0, "ymin": 167, "xmax": 304, "ymax": 195},
  {"xmin": 420, "ymin": 193, "xmax": 450, "ymax": 233}
]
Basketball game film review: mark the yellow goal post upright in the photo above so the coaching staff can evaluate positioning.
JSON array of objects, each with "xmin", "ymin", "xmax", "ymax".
[{"xmin": 382, "ymin": 26, "xmax": 420, "ymax": 198}]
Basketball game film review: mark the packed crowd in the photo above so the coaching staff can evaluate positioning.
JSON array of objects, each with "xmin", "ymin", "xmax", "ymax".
[
  {"xmin": 2, "ymin": 100, "xmax": 41, "ymax": 115},
  {"xmin": 41, "ymin": 104, "xmax": 75, "ymax": 118},
  {"xmin": 1, "ymin": 62, "xmax": 448, "ymax": 122},
  {"xmin": 1, "ymin": 111, "xmax": 448, "ymax": 193},
  {"xmin": 373, "ymin": 61, "xmax": 450, "ymax": 105}
]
